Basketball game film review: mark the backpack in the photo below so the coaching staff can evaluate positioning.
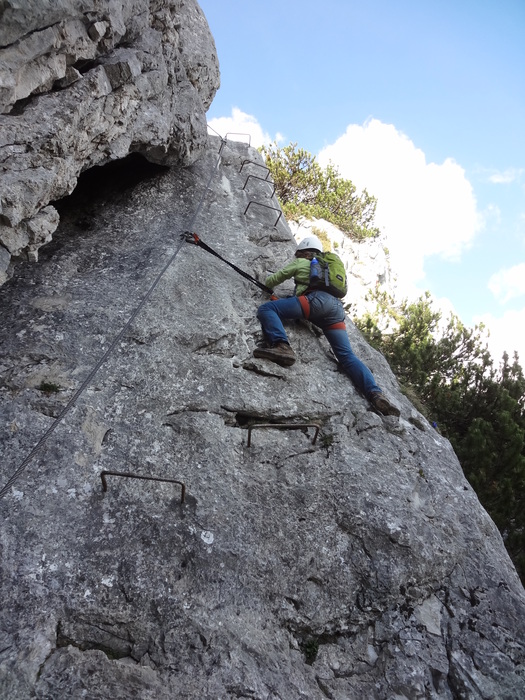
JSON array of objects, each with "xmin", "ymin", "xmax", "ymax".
[{"xmin": 309, "ymin": 252, "xmax": 347, "ymax": 298}]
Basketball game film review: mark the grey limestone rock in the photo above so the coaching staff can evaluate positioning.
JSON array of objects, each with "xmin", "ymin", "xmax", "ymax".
[
  {"xmin": 0, "ymin": 0, "xmax": 220, "ymax": 281},
  {"xmin": 0, "ymin": 137, "xmax": 524, "ymax": 699}
]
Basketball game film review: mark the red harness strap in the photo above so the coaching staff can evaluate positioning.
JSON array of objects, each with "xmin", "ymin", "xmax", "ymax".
[
  {"xmin": 298, "ymin": 297, "xmax": 346, "ymax": 330},
  {"xmin": 298, "ymin": 295, "xmax": 310, "ymax": 320}
]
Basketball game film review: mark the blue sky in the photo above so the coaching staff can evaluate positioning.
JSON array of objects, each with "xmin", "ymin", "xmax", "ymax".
[{"xmin": 198, "ymin": 0, "xmax": 525, "ymax": 363}]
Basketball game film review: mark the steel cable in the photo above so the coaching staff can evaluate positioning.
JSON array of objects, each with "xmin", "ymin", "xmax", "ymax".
[{"xmin": 0, "ymin": 136, "xmax": 228, "ymax": 499}]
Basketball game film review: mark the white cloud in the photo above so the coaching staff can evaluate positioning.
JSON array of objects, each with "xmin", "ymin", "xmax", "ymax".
[
  {"xmin": 207, "ymin": 107, "xmax": 283, "ymax": 148},
  {"xmin": 487, "ymin": 168, "xmax": 524, "ymax": 184},
  {"xmin": 205, "ymin": 111, "xmax": 523, "ymax": 367},
  {"xmin": 317, "ymin": 119, "xmax": 481, "ymax": 299},
  {"xmin": 488, "ymin": 262, "xmax": 525, "ymax": 303},
  {"xmin": 474, "ymin": 307, "xmax": 525, "ymax": 364}
]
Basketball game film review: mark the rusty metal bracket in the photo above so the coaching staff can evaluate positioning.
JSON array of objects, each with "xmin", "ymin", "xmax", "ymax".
[
  {"xmin": 247, "ymin": 423, "xmax": 320, "ymax": 447},
  {"xmin": 244, "ymin": 201, "xmax": 283, "ymax": 227},
  {"xmin": 100, "ymin": 470, "xmax": 186, "ymax": 503},
  {"xmin": 239, "ymin": 160, "xmax": 271, "ymax": 178},
  {"xmin": 225, "ymin": 132, "xmax": 251, "ymax": 146},
  {"xmin": 242, "ymin": 174, "xmax": 276, "ymax": 196}
]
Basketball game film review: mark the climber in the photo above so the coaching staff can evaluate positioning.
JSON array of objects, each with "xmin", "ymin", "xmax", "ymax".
[{"xmin": 254, "ymin": 235, "xmax": 400, "ymax": 417}]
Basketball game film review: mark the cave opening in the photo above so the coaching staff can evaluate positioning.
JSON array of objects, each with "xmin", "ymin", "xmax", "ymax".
[
  {"xmin": 52, "ymin": 152, "xmax": 169, "ymax": 216},
  {"xmin": 36, "ymin": 153, "xmax": 170, "ymax": 261}
]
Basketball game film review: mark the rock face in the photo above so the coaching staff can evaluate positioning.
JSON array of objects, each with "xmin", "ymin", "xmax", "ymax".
[
  {"xmin": 0, "ymin": 0, "xmax": 220, "ymax": 283},
  {"xmin": 1, "ymin": 136, "xmax": 525, "ymax": 699}
]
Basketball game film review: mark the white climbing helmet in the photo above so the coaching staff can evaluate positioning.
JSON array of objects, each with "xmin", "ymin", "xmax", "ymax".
[{"xmin": 296, "ymin": 235, "xmax": 323, "ymax": 253}]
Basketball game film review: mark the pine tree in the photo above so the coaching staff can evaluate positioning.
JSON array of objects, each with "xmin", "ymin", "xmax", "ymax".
[{"xmin": 261, "ymin": 142, "xmax": 379, "ymax": 239}]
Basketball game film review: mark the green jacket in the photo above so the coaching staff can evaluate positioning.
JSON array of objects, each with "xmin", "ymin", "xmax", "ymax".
[{"xmin": 265, "ymin": 258, "xmax": 311, "ymax": 296}]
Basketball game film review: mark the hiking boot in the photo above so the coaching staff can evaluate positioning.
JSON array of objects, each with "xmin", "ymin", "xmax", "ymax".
[
  {"xmin": 369, "ymin": 391, "xmax": 400, "ymax": 417},
  {"xmin": 253, "ymin": 342, "xmax": 296, "ymax": 367}
]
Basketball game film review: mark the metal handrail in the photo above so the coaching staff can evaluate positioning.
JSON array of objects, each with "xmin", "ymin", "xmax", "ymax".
[
  {"xmin": 244, "ymin": 201, "xmax": 282, "ymax": 227},
  {"xmin": 242, "ymin": 174, "xmax": 276, "ymax": 196},
  {"xmin": 100, "ymin": 470, "xmax": 186, "ymax": 503},
  {"xmin": 239, "ymin": 160, "xmax": 271, "ymax": 178},
  {"xmin": 225, "ymin": 132, "xmax": 251, "ymax": 146}
]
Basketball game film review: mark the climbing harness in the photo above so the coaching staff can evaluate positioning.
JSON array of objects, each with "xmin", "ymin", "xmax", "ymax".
[
  {"xmin": 296, "ymin": 295, "xmax": 346, "ymax": 331},
  {"xmin": 182, "ymin": 232, "xmax": 273, "ymax": 295}
]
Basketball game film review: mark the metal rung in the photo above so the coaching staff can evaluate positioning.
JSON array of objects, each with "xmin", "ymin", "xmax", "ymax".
[
  {"xmin": 242, "ymin": 174, "xmax": 276, "ymax": 196},
  {"xmin": 239, "ymin": 160, "xmax": 271, "ymax": 178},
  {"xmin": 247, "ymin": 423, "xmax": 320, "ymax": 447},
  {"xmin": 100, "ymin": 470, "xmax": 186, "ymax": 503},
  {"xmin": 244, "ymin": 201, "xmax": 282, "ymax": 227},
  {"xmin": 225, "ymin": 132, "xmax": 251, "ymax": 146}
]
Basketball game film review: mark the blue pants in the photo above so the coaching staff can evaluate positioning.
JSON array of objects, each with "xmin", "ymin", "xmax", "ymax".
[{"xmin": 257, "ymin": 291, "xmax": 381, "ymax": 398}]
